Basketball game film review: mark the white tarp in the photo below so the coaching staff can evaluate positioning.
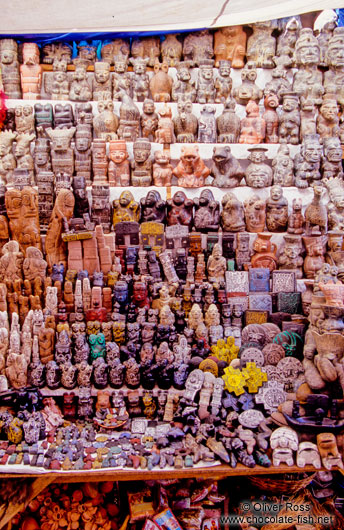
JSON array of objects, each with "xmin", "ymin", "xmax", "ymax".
[{"xmin": 1, "ymin": 0, "xmax": 343, "ymax": 34}]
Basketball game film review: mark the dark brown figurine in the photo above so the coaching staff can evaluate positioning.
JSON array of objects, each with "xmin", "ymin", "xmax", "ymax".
[
  {"xmin": 221, "ymin": 192, "xmax": 246, "ymax": 232},
  {"xmin": 193, "ymin": 189, "xmax": 220, "ymax": 232},
  {"xmin": 45, "ymin": 189, "xmax": 75, "ymax": 271},
  {"xmin": 140, "ymin": 99, "xmax": 159, "ymax": 142},
  {"xmin": 140, "ymin": 190, "xmax": 166, "ymax": 224},
  {"xmin": 216, "ymin": 99, "xmax": 240, "ymax": 143},
  {"xmin": 265, "ymin": 185, "xmax": 288, "ymax": 232},
  {"xmin": 166, "ymin": 191, "xmax": 193, "ymax": 228},
  {"xmin": 173, "ymin": 100, "xmax": 198, "ymax": 143},
  {"xmin": 209, "ymin": 146, "xmax": 244, "ymax": 188}
]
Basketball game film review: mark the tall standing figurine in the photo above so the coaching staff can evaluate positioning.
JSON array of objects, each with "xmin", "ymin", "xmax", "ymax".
[
  {"xmin": 69, "ymin": 65, "xmax": 92, "ymax": 102},
  {"xmin": 5, "ymin": 187, "xmax": 42, "ymax": 254},
  {"xmin": 20, "ymin": 43, "xmax": 42, "ymax": 100},
  {"xmin": 278, "ymin": 92, "xmax": 300, "ymax": 144},
  {"xmin": 183, "ymin": 30, "xmax": 213, "ymax": 67},
  {"xmin": 216, "ymin": 99, "xmax": 241, "ymax": 143},
  {"xmin": 131, "ymin": 138, "xmax": 153, "ymax": 186},
  {"xmin": 140, "ymin": 99, "xmax": 159, "ymax": 142},
  {"xmin": 239, "ymin": 101, "xmax": 266, "ymax": 144},
  {"xmin": 214, "ymin": 26, "xmax": 247, "ymax": 68},
  {"xmin": 129, "ymin": 57, "xmax": 150, "ymax": 102},
  {"xmin": 215, "ymin": 60, "xmax": 232, "ymax": 103},
  {"xmin": 74, "ymin": 125, "xmax": 92, "ymax": 185},
  {"xmin": 245, "ymin": 147, "xmax": 272, "ymax": 188},
  {"xmin": 171, "ymin": 62, "xmax": 196, "ymax": 102},
  {"xmin": 92, "ymin": 62, "xmax": 112, "ymax": 101},
  {"xmin": 293, "ymin": 29, "xmax": 324, "ymax": 105},
  {"xmin": 197, "ymin": 60, "xmax": 215, "ymax": 104},
  {"xmin": 45, "ymin": 189, "xmax": 75, "ymax": 271},
  {"xmin": 150, "ymin": 61, "xmax": 173, "ymax": 102},
  {"xmin": 324, "ymin": 28, "xmax": 344, "ymax": 108},
  {"xmin": 265, "ymin": 185, "xmax": 288, "ymax": 232},
  {"xmin": 0, "ymin": 39, "xmax": 21, "ymax": 98}
]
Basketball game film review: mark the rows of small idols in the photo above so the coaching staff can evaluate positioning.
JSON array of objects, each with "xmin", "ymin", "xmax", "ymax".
[{"xmin": 1, "ymin": 22, "xmax": 344, "ymax": 148}]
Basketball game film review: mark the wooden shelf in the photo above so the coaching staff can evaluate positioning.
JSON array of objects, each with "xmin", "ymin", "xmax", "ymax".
[{"xmin": 0, "ymin": 464, "xmax": 320, "ymax": 483}]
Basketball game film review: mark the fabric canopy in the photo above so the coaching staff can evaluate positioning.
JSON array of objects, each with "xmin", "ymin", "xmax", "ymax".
[{"xmin": 1, "ymin": 0, "xmax": 343, "ymax": 35}]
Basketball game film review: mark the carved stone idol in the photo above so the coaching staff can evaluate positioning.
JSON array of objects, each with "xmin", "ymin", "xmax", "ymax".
[
  {"xmin": 155, "ymin": 105, "xmax": 176, "ymax": 144},
  {"xmin": 239, "ymin": 100, "xmax": 266, "ymax": 144},
  {"xmin": 173, "ymin": 145, "xmax": 210, "ymax": 188},
  {"xmin": 232, "ymin": 62, "xmax": 263, "ymax": 106},
  {"xmin": 245, "ymin": 146, "xmax": 272, "ymax": 188},
  {"xmin": 69, "ymin": 65, "xmax": 92, "ymax": 102},
  {"xmin": 288, "ymin": 198, "xmax": 304, "ymax": 234},
  {"xmin": 266, "ymin": 186, "xmax": 288, "ymax": 232},
  {"xmin": 197, "ymin": 60, "xmax": 215, "ymax": 104},
  {"xmin": 216, "ymin": 98, "xmax": 240, "ymax": 143},
  {"xmin": 20, "ymin": 43, "xmax": 42, "ymax": 100},
  {"xmin": 322, "ymin": 137, "xmax": 344, "ymax": 180},
  {"xmin": 295, "ymin": 134, "xmax": 322, "ymax": 188},
  {"xmin": 161, "ymin": 33, "xmax": 182, "ymax": 66},
  {"xmin": 183, "ymin": 30, "xmax": 213, "ymax": 67},
  {"xmin": 244, "ymin": 195, "xmax": 266, "ymax": 233},
  {"xmin": 272, "ymin": 145, "xmax": 294, "ymax": 186},
  {"xmin": 0, "ymin": 39, "xmax": 21, "ymax": 98},
  {"xmin": 74, "ymin": 125, "xmax": 92, "ymax": 184},
  {"xmin": 129, "ymin": 57, "xmax": 150, "ymax": 102},
  {"xmin": 278, "ymin": 234, "xmax": 303, "ymax": 279},
  {"xmin": 166, "ymin": 191, "xmax": 193, "ymax": 227},
  {"xmin": 0, "ymin": 130, "xmax": 17, "ymax": 185},
  {"xmin": 279, "ymin": 92, "xmax": 300, "ymax": 144},
  {"xmin": 263, "ymin": 93, "xmax": 279, "ymax": 143},
  {"xmin": 46, "ymin": 127, "xmax": 76, "ymax": 177},
  {"xmin": 173, "ymin": 100, "xmax": 198, "ymax": 143},
  {"xmin": 15, "ymin": 105, "xmax": 35, "ymax": 136},
  {"xmin": 210, "ymin": 146, "xmax": 244, "ymax": 188},
  {"xmin": 214, "ymin": 26, "xmax": 247, "ymax": 69},
  {"xmin": 131, "ymin": 138, "xmax": 152, "ymax": 186},
  {"xmin": 194, "ymin": 189, "xmax": 220, "ymax": 232},
  {"xmin": 112, "ymin": 190, "xmax": 139, "ymax": 227},
  {"xmin": 140, "ymin": 99, "xmax": 159, "ymax": 142},
  {"xmin": 152, "ymin": 151, "xmax": 173, "ymax": 186},
  {"xmin": 317, "ymin": 95, "xmax": 340, "ymax": 141},
  {"xmin": 293, "ymin": 29, "xmax": 324, "ymax": 105},
  {"xmin": 324, "ymin": 27, "xmax": 344, "ymax": 108},
  {"xmin": 118, "ymin": 93, "xmax": 140, "ymax": 142},
  {"xmin": 150, "ymin": 61, "xmax": 173, "ymax": 102},
  {"xmin": 247, "ymin": 20, "xmax": 276, "ymax": 68},
  {"xmin": 113, "ymin": 55, "xmax": 130, "ymax": 101},
  {"xmin": 93, "ymin": 100, "xmax": 119, "ymax": 141},
  {"xmin": 45, "ymin": 189, "xmax": 75, "ymax": 271},
  {"xmin": 5, "ymin": 186, "xmax": 41, "ymax": 254},
  {"xmin": 324, "ymin": 177, "xmax": 344, "ymax": 232},
  {"xmin": 140, "ymin": 190, "xmax": 166, "ymax": 224},
  {"xmin": 171, "ymin": 62, "xmax": 196, "ymax": 102},
  {"xmin": 108, "ymin": 140, "xmax": 130, "ymax": 186},
  {"xmin": 92, "ymin": 62, "xmax": 112, "ymax": 101},
  {"xmin": 221, "ymin": 192, "xmax": 246, "ymax": 232}
]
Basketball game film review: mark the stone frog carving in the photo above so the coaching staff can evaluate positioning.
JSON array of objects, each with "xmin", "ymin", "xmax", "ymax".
[{"xmin": 209, "ymin": 146, "xmax": 244, "ymax": 188}]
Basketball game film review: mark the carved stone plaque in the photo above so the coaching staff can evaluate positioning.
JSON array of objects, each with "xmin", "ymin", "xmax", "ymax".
[
  {"xmin": 262, "ymin": 343, "xmax": 285, "ymax": 366},
  {"xmin": 249, "ymin": 268, "xmax": 270, "ymax": 292},
  {"xmin": 245, "ymin": 310, "xmax": 268, "ymax": 326},
  {"xmin": 277, "ymin": 292, "xmax": 301, "ymax": 314},
  {"xmin": 226, "ymin": 271, "xmax": 249, "ymax": 294},
  {"xmin": 272, "ymin": 270, "xmax": 296, "ymax": 293},
  {"xmin": 255, "ymin": 380, "xmax": 286, "ymax": 413},
  {"xmin": 249, "ymin": 294, "xmax": 272, "ymax": 312}
]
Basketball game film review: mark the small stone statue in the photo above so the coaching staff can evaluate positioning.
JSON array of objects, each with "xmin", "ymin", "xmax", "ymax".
[
  {"xmin": 207, "ymin": 243, "xmax": 227, "ymax": 285},
  {"xmin": 150, "ymin": 61, "xmax": 173, "ymax": 102},
  {"xmin": 131, "ymin": 138, "xmax": 153, "ymax": 186},
  {"xmin": 236, "ymin": 233, "xmax": 251, "ymax": 271},
  {"xmin": 173, "ymin": 145, "xmax": 210, "ymax": 188},
  {"xmin": 198, "ymin": 104, "xmax": 217, "ymax": 143},
  {"xmin": 152, "ymin": 151, "xmax": 173, "ymax": 186},
  {"xmin": 244, "ymin": 195, "xmax": 266, "ymax": 233},
  {"xmin": 92, "ymin": 139, "xmax": 108, "ymax": 182},
  {"xmin": 14, "ymin": 133, "xmax": 35, "ymax": 184},
  {"xmin": 232, "ymin": 62, "xmax": 263, "ymax": 106},
  {"xmin": 278, "ymin": 234, "xmax": 303, "ymax": 279},
  {"xmin": 93, "ymin": 100, "xmax": 119, "ymax": 141},
  {"xmin": 293, "ymin": 29, "xmax": 324, "ymax": 105},
  {"xmin": 276, "ymin": 17, "xmax": 300, "ymax": 68},
  {"xmin": 129, "ymin": 57, "xmax": 150, "ymax": 102},
  {"xmin": 108, "ymin": 140, "xmax": 130, "ymax": 186},
  {"xmin": 324, "ymin": 28, "xmax": 344, "ymax": 108},
  {"xmin": 173, "ymin": 100, "xmax": 198, "ymax": 143},
  {"xmin": 0, "ymin": 131, "xmax": 16, "ymax": 184},
  {"xmin": 118, "ymin": 92, "xmax": 140, "ymax": 142},
  {"xmin": 215, "ymin": 60, "xmax": 232, "ymax": 103},
  {"xmin": 239, "ymin": 101, "xmax": 266, "ymax": 144},
  {"xmin": 322, "ymin": 137, "xmax": 344, "ymax": 180},
  {"xmin": 266, "ymin": 185, "xmax": 288, "ymax": 232},
  {"xmin": 300, "ymin": 97, "xmax": 318, "ymax": 140},
  {"xmin": 221, "ymin": 192, "xmax": 246, "ymax": 232},
  {"xmin": 209, "ymin": 146, "xmax": 244, "ymax": 188},
  {"xmin": 272, "ymin": 145, "xmax": 294, "ymax": 186},
  {"xmin": 131, "ymin": 36, "xmax": 160, "ymax": 67},
  {"xmin": 303, "ymin": 235, "xmax": 327, "ymax": 279},
  {"xmin": 304, "ymin": 185, "xmax": 328, "ymax": 236},
  {"xmin": 140, "ymin": 99, "xmax": 159, "ymax": 142},
  {"xmin": 278, "ymin": 92, "xmax": 300, "ymax": 144},
  {"xmin": 263, "ymin": 93, "xmax": 279, "ymax": 143},
  {"xmin": 46, "ymin": 127, "xmax": 75, "ymax": 177},
  {"xmin": 45, "ymin": 189, "xmax": 75, "ymax": 271},
  {"xmin": 92, "ymin": 62, "xmax": 112, "ymax": 101},
  {"xmin": 5, "ymin": 187, "xmax": 41, "ymax": 254},
  {"xmin": 0, "ymin": 39, "xmax": 21, "ymax": 98},
  {"xmin": 140, "ymin": 190, "xmax": 166, "ymax": 224},
  {"xmin": 194, "ymin": 189, "xmax": 220, "ymax": 232},
  {"xmin": 112, "ymin": 55, "xmax": 131, "ymax": 101},
  {"xmin": 155, "ymin": 105, "xmax": 176, "ymax": 144},
  {"xmin": 322, "ymin": 177, "xmax": 344, "ymax": 231},
  {"xmin": 74, "ymin": 125, "xmax": 92, "ymax": 184},
  {"xmin": 23, "ymin": 247, "xmax": 47, "ymax": 282},
  {"xmin": 166, "ymin": 191, "xmax": 193, "ymax": 227},
  {"xmin": 317, "ymin": 95, "xmax": 340, "ymax": 141},
  {"xmin": 216, "ymin": 99, "xmax": 241, "ymax": 143},
  {"xmin": 246, "ymin": 21, "xmax": 276, "ymax": 68},
  {"xmin": 197, "ymin": 60, "xmax": 215, "ymax": 103},
  {"xmin": 20, "ymin": 43, "xmax": 42, "ymax": 100},
  {"xmin": 171, "ymin": 62, "xmax": 196, "ymax": 102},
  {"xmin": 288, "ymin": 198, "xmax": 304, "ymax": 234},
  {"xmin": 69, "ymin": 65, "xmax": 92, "ymax": 102},
  {"xmin": 101, "ymin": 39, "xmax": 129, "ymax": 64},
  {"xmin": 245, "ymin": 147, "xmax": 272, "ymax": 188},
  {"xmin": 295, "ymin": 135, "xmax": 322, "ymax": 188},
  {"xmin": 15, "ymin": 105, "xmax": 35, "ymax": 136},
  {"xmin": 183, "ymin": 29, "xmax": 214, "ymax": 67},
  {"xmin": 112, "ymin": 190, "xmax": 139, "ymax": 226},
  {"xmin": 214, "ymin": 26, "xmax": 247, "ymax": 69},
  {"xmin": 264, "ymin": 62, "xmax": 292, "ymax": 102},
  {"xmin": 251, "ymin": 233, "xmax": 277, "ymax": 271},
  {"xmin": 161, "ymin": 33, "xmax": 182, "ymax": 66}
]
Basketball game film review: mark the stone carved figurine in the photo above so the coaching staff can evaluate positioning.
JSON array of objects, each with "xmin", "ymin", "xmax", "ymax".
[
  {"xmin": 239, "ymin": 101, "xmax": 266, "ymax": 144},
  {"xmin": 214, "ymin": 26, "xmax": 247, "ymax": 68},
  {"xmin": 216, "ymin": 98, "xmax": 240, "ymax": 143},
  {"xmin": 220, "ymin": 192, "xmax": 246, "ymax": 232},
  {"xmin": 209, "ymin": 146, "xmax": 244, "ymax": 188},
  {"xmin": 20, "ymin": 43, "xmax": 42, "ymax": 100},
  {"xmin": 173, "ymin": 145, "xmax": 210, "ymax": 188},
  {"xmin": 173, "ymin": 100, "xmax": 198, "ymax": 143},
  {"xmin": 193, "ymin": 189, "xmax": 220, "ymax": 232}
]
